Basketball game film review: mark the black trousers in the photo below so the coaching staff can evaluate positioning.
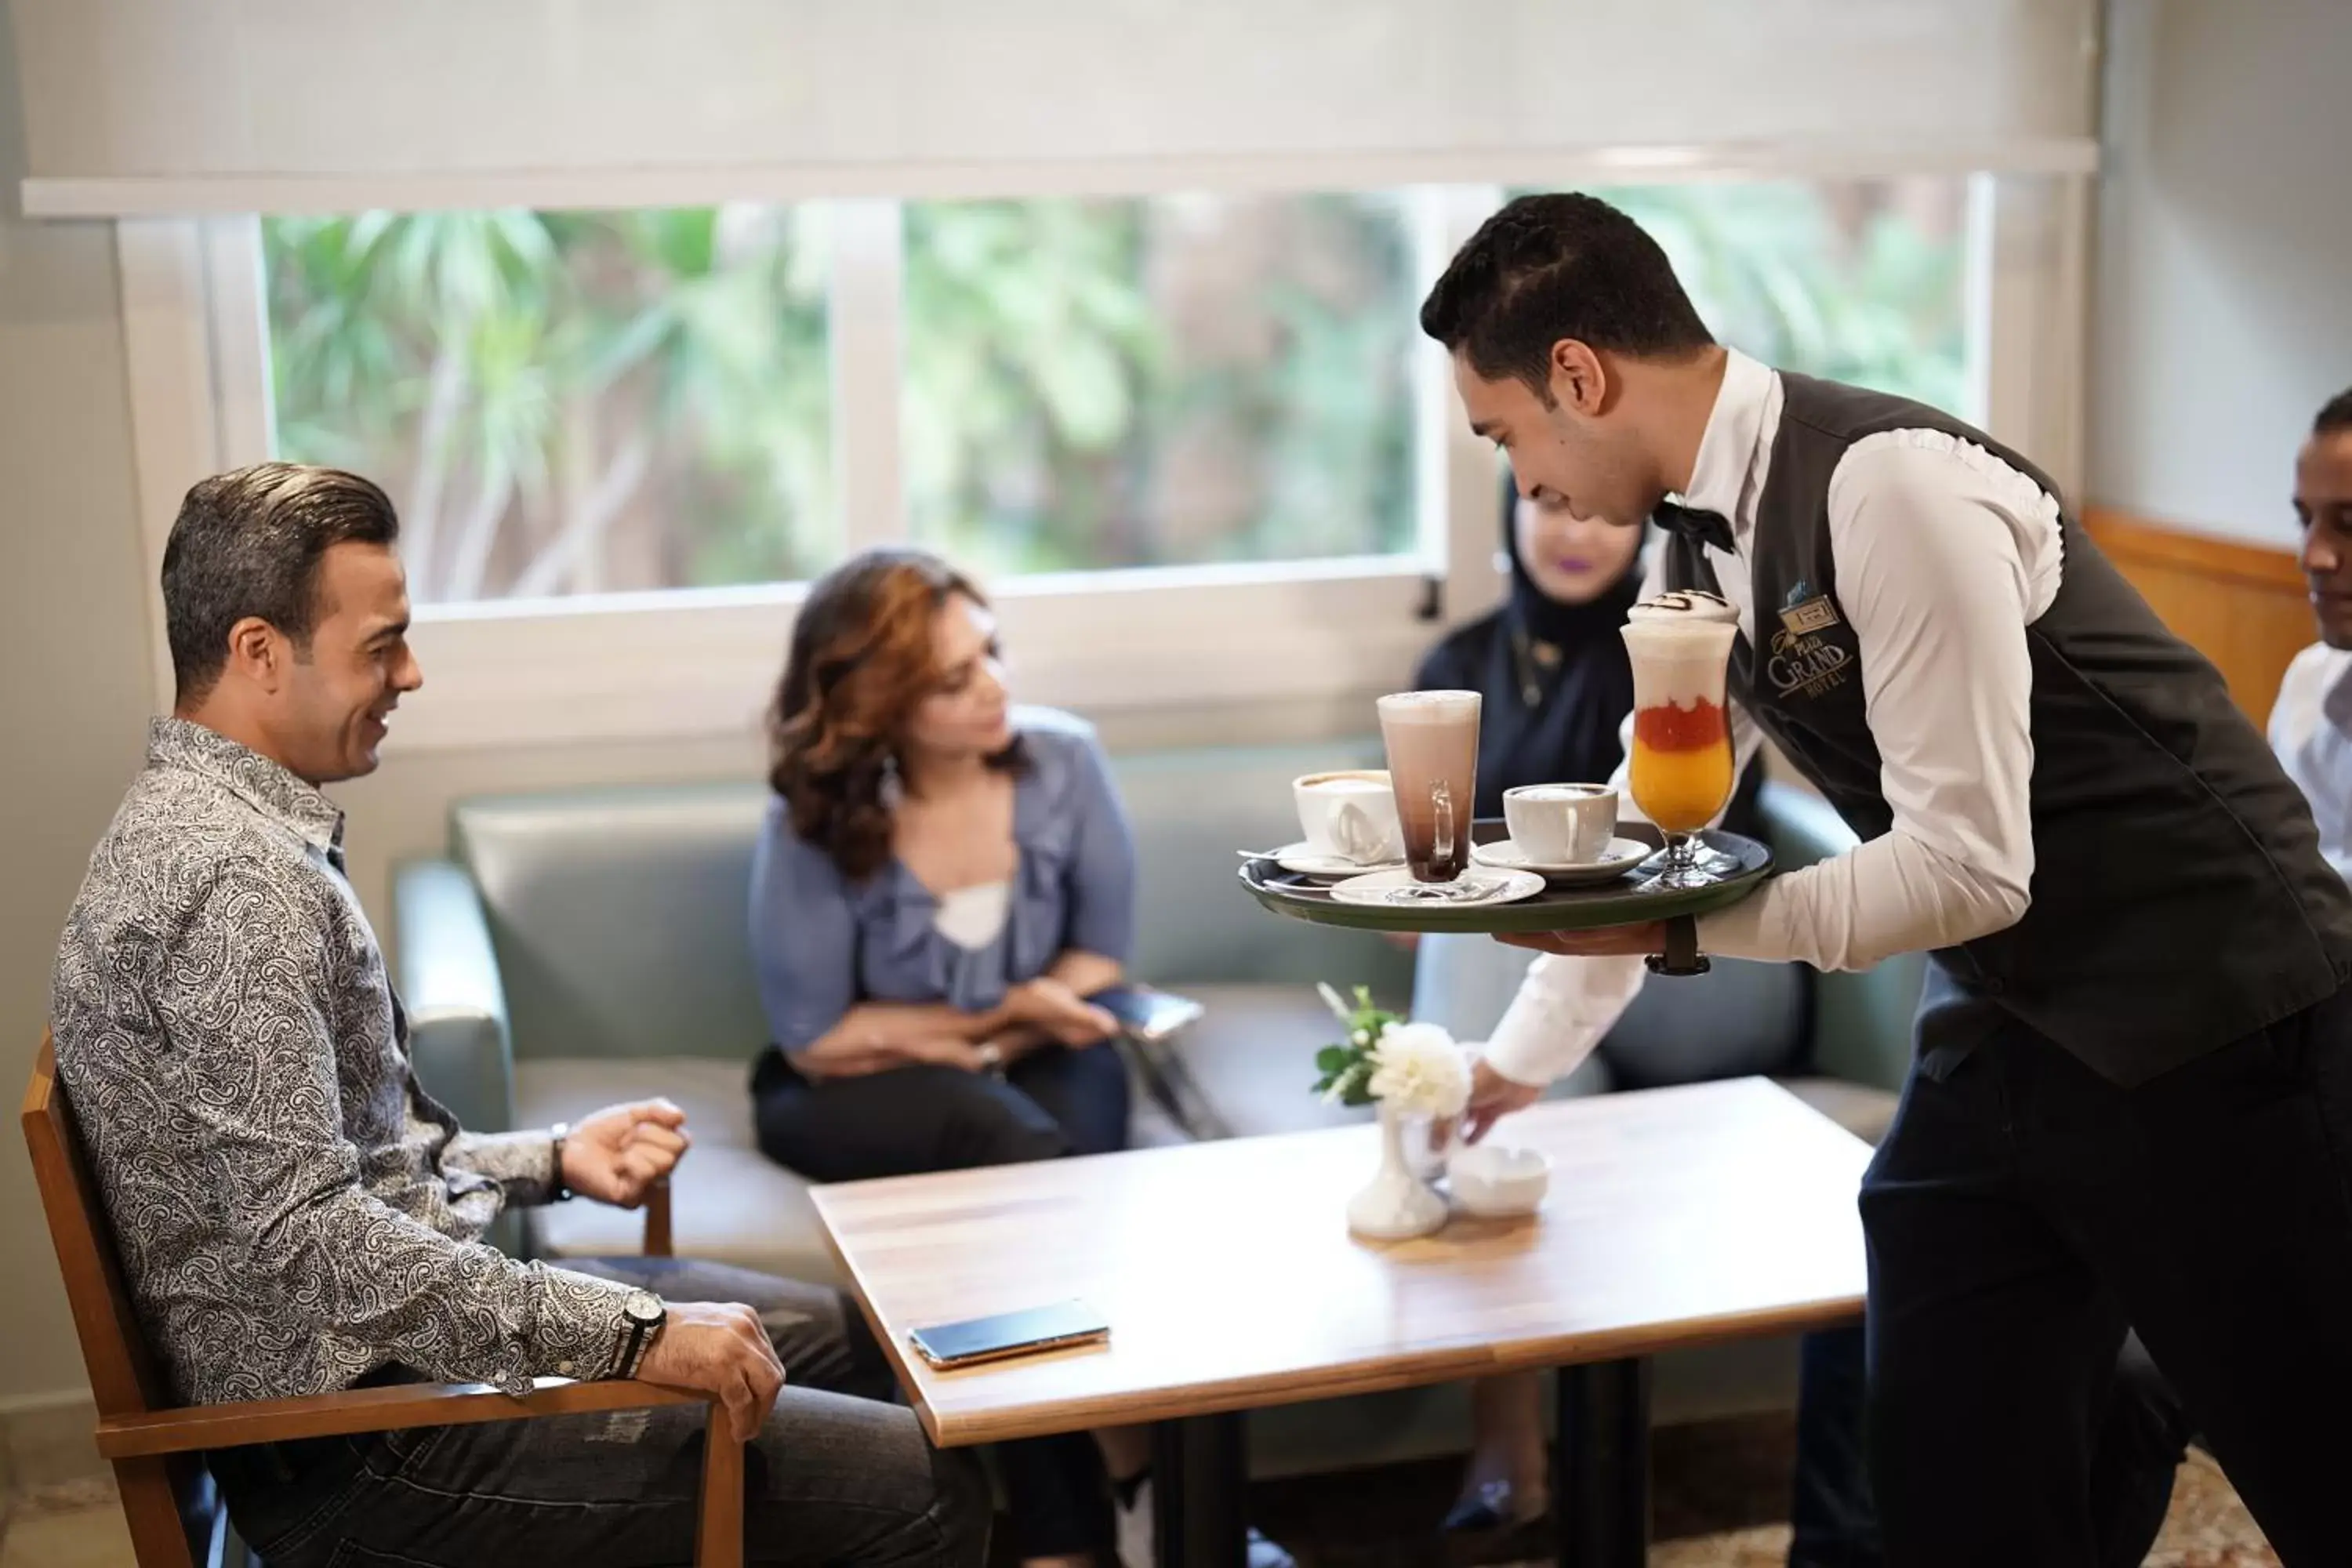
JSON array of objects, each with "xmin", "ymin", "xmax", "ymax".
[
  {"xmin": 1862, "ymin": 982, "xmax": 2352, "ymax": 1566},
  {"xmin": 1790, "ymin": 1322, "xmax": 2187, "ymax": 1568},
  {"xmin": 755, "ymin": 1042, "xmax": 1132, "ymax": 1560}
]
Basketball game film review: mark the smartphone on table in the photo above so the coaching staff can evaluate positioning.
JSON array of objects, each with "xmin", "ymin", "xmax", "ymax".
[{"xmin": 909, "ymin": 1300, "xmax": 1112, "ymax": 1370}]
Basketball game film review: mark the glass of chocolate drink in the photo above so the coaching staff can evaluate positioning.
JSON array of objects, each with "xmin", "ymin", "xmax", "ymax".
[{"xmin": 1375, "ymin": 690, "xmax": 1481, "ymax": 898}]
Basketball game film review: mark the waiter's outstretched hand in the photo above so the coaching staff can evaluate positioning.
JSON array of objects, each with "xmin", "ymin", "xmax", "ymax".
[
  {"xmin": 1458, "ymin": 1059, "xmax": 1544, "ymax": 1144},
  {"xmin": 1496, "ymin": 920, "xmax": 1666, "ymax": 958}
]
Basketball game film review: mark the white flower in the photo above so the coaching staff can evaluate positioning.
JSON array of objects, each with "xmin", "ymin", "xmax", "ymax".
[{"xmin": 1367, "ymin": 1022, "xmax": 1471, "ymax": 1118}]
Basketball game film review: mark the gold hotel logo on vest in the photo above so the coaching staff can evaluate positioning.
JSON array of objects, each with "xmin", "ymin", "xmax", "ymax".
[{"xmin": 1768, "ymin": 583, "xmax": 1853, "ymax": 700}]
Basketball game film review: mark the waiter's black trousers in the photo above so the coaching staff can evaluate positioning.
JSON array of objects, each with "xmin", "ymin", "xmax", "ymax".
[{"xmin": 1862, "ymin": 982, "xmax": 2352, "ymax": 1566}]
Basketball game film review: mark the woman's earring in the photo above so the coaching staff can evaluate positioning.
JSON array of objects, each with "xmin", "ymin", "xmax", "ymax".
[{"xmin": 878, "ymin": 752, "xmax": 904, "ymax": 809}]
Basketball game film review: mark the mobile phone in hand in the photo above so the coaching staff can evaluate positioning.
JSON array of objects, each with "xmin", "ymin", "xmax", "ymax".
[{"xmin": 1085, "ymin": 985, "xmax": 1205, "ymax": 1044}]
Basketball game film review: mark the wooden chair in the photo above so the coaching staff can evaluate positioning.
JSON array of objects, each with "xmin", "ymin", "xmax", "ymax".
[{"xmin": 22, "ymin": 1033, "xmax": 742, "ymax": 1567}]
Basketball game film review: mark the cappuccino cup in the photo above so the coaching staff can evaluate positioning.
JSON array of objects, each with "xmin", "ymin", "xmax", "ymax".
[
  {"xmin": 1503, "ymin": 782, "xmax": 1618, "ymax": 864},
  {"xmin": 1293, "ymin": 770, "xmax": 1403, "ymax": 864}
]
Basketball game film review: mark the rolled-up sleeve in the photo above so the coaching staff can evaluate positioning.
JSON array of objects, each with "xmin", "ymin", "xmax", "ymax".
[
  {"xmin": 750, "ymin": 800, "xmax": 862, "ymax": 1054},
  {"xmin": 1061, "ymin": 730, "xmax": 1138, "ymax": 962}
]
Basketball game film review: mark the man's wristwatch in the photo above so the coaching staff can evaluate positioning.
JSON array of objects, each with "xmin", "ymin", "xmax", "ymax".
[
  {"xmin": 549, "ymin": 1121, "xmax": 575, "ymax": 1201},
  {"xmin": 616, "ymin": 1290, "xmax": 666, "ymax": 1379}
]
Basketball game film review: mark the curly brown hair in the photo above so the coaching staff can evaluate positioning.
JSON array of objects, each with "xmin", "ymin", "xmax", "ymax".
[{"xmin": 768, "ymin": 547, "xmax": 1024, "ymax": 882}]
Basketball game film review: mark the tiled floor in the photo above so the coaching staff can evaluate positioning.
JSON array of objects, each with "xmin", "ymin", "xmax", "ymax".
[
  {"xmin": 1, "ymin": 1479, "xmax": 131, "ymax": 1568},
  {"xmin": 0, "ymin": 1446, "xmax": 2279, "ymax": 1567}
]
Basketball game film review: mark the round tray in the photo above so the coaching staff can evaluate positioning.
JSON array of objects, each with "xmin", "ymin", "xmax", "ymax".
[{"xmin": 1238, "ymin": 829, "xmax": 1773, "ymax": 936}]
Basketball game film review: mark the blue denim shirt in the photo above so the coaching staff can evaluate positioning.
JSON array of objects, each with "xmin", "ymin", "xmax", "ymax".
[{"xmin": 750, "ymin": 707, "xmax": 1138, "ymax": 1054}]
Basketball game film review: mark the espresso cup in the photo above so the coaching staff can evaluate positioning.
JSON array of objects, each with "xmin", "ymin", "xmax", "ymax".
[
  {"xmin": 1293, "ymin": 770, "xmax": 1402, "ymax": 864},
  {"xmin": 1503, "ymin": 782, "xmax": 1618, "ymax": 865}
]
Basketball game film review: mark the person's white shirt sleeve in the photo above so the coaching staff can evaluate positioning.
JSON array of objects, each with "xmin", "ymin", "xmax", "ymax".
[
  {"xmin": 2268, "ymin": 641, "xmax": 2352, "ymax": 886},
  {"xmin": 1483, "ymin": 432, "xmax": 2051, "ymax": 1087}
]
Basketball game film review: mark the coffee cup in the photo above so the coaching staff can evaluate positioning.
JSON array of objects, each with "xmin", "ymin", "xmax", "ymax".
[
  {"xmin": 1503, "ymin": 783, "xmax": 1618, "ymax": 865},
  {"xmin": 1293, "ymin": 770, "xmax": 1403, "ymax": 864}
]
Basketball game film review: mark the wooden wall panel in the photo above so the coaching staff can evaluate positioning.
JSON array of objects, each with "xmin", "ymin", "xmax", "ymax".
[{"xmin": 2083, "ymin": 507, "xmax": 2314, "ymax": 724}]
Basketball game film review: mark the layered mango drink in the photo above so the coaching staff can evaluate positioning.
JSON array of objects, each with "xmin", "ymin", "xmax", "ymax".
[{"xmin": 1621, "ymin": 592, "xmax": 1740, "ymax": 837}]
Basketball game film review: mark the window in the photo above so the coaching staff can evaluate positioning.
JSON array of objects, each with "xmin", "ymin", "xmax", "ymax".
[
  {"xmin": 1519, "ymin": 178, "xmax": 1974, "ymax": 415},
  {"xmin": 263, "ymin": 206, "xmax": 834, "ymax": 604},
  {"xmin": 901, "ymin": 193, "xmax": 1421, "ymax": 576},
  {"xmin": 143, "ymin": 169, "xmax": 2041, "ymax": 749}
]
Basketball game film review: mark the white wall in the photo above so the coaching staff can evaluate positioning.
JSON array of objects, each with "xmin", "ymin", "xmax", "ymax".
[
  {"xmin": 2088, "ymin": 0, "xmax": 2352, "ymax": 545},
  {"xmin": 0, "ymin": 6, "xmax": 156, "ymax": 1406}
]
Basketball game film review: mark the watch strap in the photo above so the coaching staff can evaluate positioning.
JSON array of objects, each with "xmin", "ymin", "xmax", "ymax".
[
  {"xmin": 615, "ymin": 1295, "xmax": 665, "ymax": 1380},
  {"xmin": 549, "ymin": 1121, "xmax": 574, "ymax": 1202}
]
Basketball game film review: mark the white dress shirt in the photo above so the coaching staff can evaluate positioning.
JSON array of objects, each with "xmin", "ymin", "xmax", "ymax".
[
  {"xmin": 1484, "ymin": 350, "xmax": 2067, "ymax": 1086},
  {"xmin": 2270, "ymin": 642, "xmax": 2352, "ymax": 887}
]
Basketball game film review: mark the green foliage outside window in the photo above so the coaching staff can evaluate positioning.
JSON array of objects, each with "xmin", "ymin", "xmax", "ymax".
[{"xmin": 263, "ymin": 179, "xmax": 1965, "ymax": 602}]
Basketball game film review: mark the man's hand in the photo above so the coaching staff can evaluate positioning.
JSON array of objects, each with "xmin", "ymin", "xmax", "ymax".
[
  {"xmin": 1459, "ymin": 1059, "xmax": 1544, "ymax": 1145},
  {"xmin": 562, "ymin": 1100, "xmax": 690, "ymax": 1207},
  {"xmin": 1005, "ymin": 977, "xmax": 1119, "ymax": 1047},
  {"xmin": 1496, "ymin": 920, "xmax": 1667, "ymax": 959},
  {"xmin": 634, "ymin": 1301, "xmax": 787, "ymax": 1443}
]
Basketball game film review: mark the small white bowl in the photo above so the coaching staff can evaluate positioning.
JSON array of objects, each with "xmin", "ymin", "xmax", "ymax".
[{"xmin": 1448, "ymin": 1143, "xmax": 1551, "ymax": 1218}]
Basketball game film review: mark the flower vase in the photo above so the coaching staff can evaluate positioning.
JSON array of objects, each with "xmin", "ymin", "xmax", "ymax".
[{"xmin": 1348, "ymin": 1103, "xmax": 1450, "ymax": 1240}]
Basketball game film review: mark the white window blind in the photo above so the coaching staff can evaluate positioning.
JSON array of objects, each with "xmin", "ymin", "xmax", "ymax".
[{"xmin": 13, "ymin": 0, "xmax": 2097, "ymax": 216}]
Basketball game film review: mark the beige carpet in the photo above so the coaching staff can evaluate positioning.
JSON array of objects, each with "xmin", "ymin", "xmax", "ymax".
[{"xmin": 1646, "ymin": 1452, "xmax": 2276, "ymax": 1568}]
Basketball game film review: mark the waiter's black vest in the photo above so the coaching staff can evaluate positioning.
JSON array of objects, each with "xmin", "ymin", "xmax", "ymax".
[{"xmin": 1667, "ymin": 372, "xmax": 2352, "ymax": 1085}]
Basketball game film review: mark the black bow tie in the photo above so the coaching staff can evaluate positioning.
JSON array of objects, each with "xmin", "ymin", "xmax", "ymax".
[{"xmin": 1653, "ymin": 499, "xmax": 1735, "ymax": 555}]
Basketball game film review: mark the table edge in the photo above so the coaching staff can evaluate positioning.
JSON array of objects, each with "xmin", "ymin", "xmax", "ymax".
[
  {"xmin": 915, "ymin": 1294, "xmax": 1864, "ymax": 1448},
  {"xmin": 812, "ymin": 1196, "xmax": 950, "ymax": 1447}
]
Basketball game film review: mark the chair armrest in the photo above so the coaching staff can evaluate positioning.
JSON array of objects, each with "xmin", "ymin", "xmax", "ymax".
[
  {"xmin": 1754, "ymin": 782, "xmax": 1926, "ymax": 1094},
  {"xmin": 1755, "ymin": 781, "xmax": 1852, "ymax": 873},
  {"xmin": 643, "ymin": 1179, "xmax": 674, "ymax": 1258},
  {"xmin": 96, "ymin": 1377, "xmax": 710, "ymax": 1460},
  {"xmin": 395, "ymin": 857, "xmax": 518, "ymax": 1138}
]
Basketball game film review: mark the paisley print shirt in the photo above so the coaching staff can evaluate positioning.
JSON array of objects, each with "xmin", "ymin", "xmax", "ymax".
[{"xmin": 51, "ymin": 718, "xmax": 632, "ymax": 1404}]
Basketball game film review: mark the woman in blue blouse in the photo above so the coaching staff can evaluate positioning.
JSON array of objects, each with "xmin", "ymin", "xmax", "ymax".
[
  {"xmin": 752, "ymin": 550, "xmax": 1138, "ymax": 1177},
  {"xmin": 749, "ymin": 546, "xmax": 1142, "ymax": 1568}
]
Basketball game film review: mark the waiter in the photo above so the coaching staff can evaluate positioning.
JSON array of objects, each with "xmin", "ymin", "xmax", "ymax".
[{"xmin": 1421, "ymin": 193, "xmax": 2352, "ymax": 1566}]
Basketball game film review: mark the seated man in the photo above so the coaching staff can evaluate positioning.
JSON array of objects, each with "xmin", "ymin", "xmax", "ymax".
[
  {"xmin": 50, "ymin": 464, "xmax": 987, "ymax": 1568},
  {"xmin": 2275, "ymin": 387, "xmax": 2352, "ymax": 880}
]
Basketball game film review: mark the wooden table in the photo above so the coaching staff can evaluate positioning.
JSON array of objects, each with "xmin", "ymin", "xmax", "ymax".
[{"xmin": 813, "ymin": 1076, "xmax": 1870, "ymax": 1568}]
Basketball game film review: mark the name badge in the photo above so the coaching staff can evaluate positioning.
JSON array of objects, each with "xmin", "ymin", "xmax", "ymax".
[{"xmin": 1768, "ymin": 591, "xmax": 1854, "ymax": 699}]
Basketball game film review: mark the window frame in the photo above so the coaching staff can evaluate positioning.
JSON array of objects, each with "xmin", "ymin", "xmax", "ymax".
[{"xmin": 117, "ymin": 165, "xmax": 2081, "ymax": 752}]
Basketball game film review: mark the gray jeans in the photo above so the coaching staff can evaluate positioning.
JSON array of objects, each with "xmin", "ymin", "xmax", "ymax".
[{"xmin": 210, "ymin": 1257, "xmax": 989, "ymax": 1568}]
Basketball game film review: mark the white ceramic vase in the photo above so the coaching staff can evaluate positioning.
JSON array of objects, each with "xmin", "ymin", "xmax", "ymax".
[{"xmin": 1347, "ymin": 1103, "xmax": 1450, "ymax": 1240}]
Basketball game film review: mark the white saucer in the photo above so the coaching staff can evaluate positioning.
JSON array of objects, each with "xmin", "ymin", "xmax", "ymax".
[
  {"xmin": 1470, "ymin": 836, "xmax": 1652, "ymax": 886},
  {"xmin": 1266, "ymin": 841, "xmax": 1406, "ymax": 878},
  {"xmin": 1328, "ymin": 866, "xmax": 1546, "ymax": 909}
]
